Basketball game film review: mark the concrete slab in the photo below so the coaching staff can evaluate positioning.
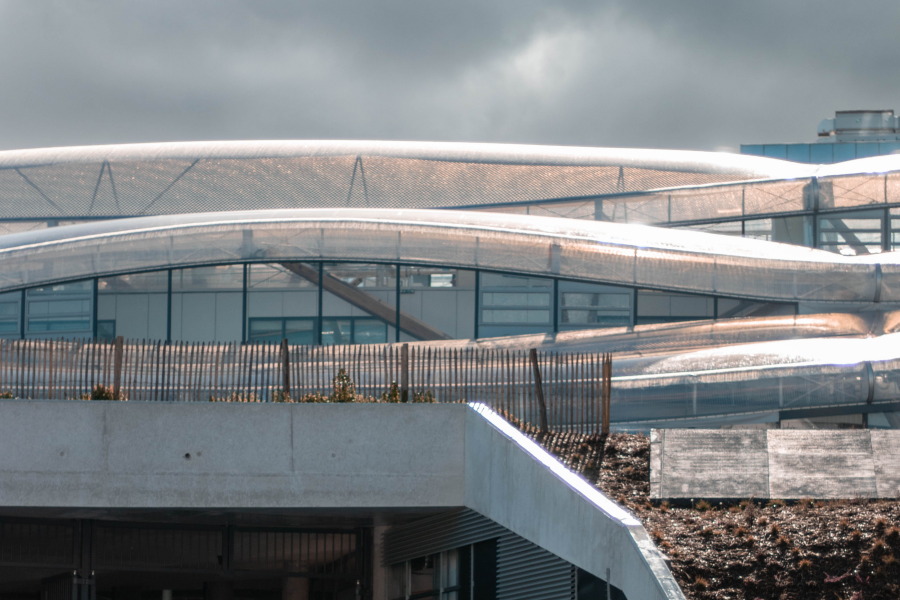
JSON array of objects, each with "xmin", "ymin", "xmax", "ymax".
[
  {"xmin": 870, "ymin": 430, "xmax": 900, "ymax": 498},
  {"xmin": 767, "ymin": 430, "xmax": 877, "ymax": 499},
  {"xmin": 656, "ymin": 429, "xmax": 768, "ymax": 500},
  {"xmin": 0, "ymin": 401, "xmax": 105, "ymax": 473}
]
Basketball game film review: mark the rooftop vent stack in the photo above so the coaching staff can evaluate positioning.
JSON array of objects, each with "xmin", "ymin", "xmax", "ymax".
[{"xmin": 817, "ymin": 110, "xmax": 900, "ymax": 143}]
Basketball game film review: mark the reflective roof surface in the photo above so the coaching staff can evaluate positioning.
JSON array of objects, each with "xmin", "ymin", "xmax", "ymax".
[{"xmin": 0, "ymin": 140, "xmax": 811, "ymax": 219}]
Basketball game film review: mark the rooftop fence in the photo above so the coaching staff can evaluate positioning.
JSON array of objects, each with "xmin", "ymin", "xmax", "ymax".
[
  {"xmin": 0, "ymin": 337, "xmax": 611, "ymax": 435},
  {"xmin": 2, "ymin": 335, "xmax": 898, "ymax": 429}
]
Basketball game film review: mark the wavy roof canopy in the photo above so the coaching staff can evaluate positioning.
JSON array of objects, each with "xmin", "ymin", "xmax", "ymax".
[
  {"xmin": 1, "ymin": 208, "xmax": 897, "ymax": 304},
  {"xmin": 0, "ymin": 140, "xmax": 809, "ymax": 221}
]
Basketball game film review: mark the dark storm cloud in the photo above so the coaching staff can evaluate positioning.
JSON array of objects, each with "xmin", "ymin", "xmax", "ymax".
[{"xmin": 0, "ymin": 0, "xmax": 896, "ymax": 152}]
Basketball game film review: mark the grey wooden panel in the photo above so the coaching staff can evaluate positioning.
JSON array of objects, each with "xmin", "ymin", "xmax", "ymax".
[
  {"xmin": 870, "ymin": 430, "xmax": 900, "ymax": 498},
  {"xmin": 767, "ymin": 430, "xmax": 876, "ymax": 499},
  {"xmin": 659, "ymin": 429, "xmax": 768, "ymax": 500}
]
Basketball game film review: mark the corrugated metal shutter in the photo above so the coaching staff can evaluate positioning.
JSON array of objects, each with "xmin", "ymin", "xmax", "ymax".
[
  {"xmin": 497, "ymin": 534, "xmax": 576, "ymax": 600},
  {"xmin": 383, "ymin": 509, "xmax": 505, "ymax": 565},
  {"xmin": 384, "ymin": 509, "xmax": 578, "ymax": 600}
]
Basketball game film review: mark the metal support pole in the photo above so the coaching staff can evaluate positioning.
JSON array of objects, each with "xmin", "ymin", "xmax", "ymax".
[
  {"xmin": 473, "ymin": 271, "xmax": 480, "ymax": 340},
  {"xmin": 19, "ymin": 288, "xmax": 25, "ymax": 340},
  {"xmin": 241, "ymin": 264, "xmax": 248, "ymax": 344},
  {"xmin": 317, "ymin": 263, "xmax": 324, "ymax": 345},
  {"xmin": 552, "ymin": 279, "xmax": 559, "ymax": 333},
  {"xmin": 91, "ymin": 278, "xmax": 99, "ymax": 340},
  {"xmin": 395, "ymin": 263, "xmax": 401, "ymax": 343},
  {"xmin": 166, "ymin": 269, "xmax": 172, "ymax": 343}
]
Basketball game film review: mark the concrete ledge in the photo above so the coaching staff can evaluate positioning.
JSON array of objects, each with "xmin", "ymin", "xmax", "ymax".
[
  {"xmin": 651, "ymin": 429, "xmax": 900, "ymax": 500},
  {"xmin": 0, "ymin": 401, "xmax": 467, "ymax": 508}
]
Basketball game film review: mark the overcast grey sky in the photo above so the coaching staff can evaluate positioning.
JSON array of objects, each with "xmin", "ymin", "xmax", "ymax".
[{"xmin": 0, "ymin": 0, "xmax": 897, "ymax": 152}]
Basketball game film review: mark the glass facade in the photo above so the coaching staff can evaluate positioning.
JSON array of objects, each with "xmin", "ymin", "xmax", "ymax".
[
  {"xmin": 171, "ymin": 265, "xmax": 243, "ymax": 342},
  {"xmin": 399, "ymin": 266, "xmax": 476, "ymax": 341},
  {"xmin": 247, "ymin": 263, "xmax": 318, "ymax": 345},
  {"xmin": 322, "ymin": 263, "xmax": 396, "ymax": 344},
  {"xmin": 98, "ymin": 271, "xmax": 168, "ymax": 341},
  {"xmin": 0, "ymin": 255, "xmax": 801, "ymax": 344}
]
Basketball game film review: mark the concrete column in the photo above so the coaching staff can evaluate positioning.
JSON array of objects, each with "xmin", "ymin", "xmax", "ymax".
[
  {"xmin": 162, "ymin": 591, "xmax": 172, "ymax": 600},
  {"xmin": 282, "ymin": 577, "xmax": 309, "ymax": 600},
  {"xmin": 372, "ymin": 526, "xmax": 389, "ymax": 600},
  {"xmin": 205, "ymin": 582, "xmax": 233, "ymax": 600}
]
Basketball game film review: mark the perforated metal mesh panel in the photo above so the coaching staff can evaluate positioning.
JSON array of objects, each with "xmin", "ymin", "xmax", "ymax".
[
  {"xmin": 93, "ymin": 524, "xmax": 223, "ymax": 572},
  {"xmin": 231, "ymin": 529, "xmax": 358, "ymax": 576},
  {"xmin": 0, "ymin": 520, "xmax": 75, "ymax": 568}
]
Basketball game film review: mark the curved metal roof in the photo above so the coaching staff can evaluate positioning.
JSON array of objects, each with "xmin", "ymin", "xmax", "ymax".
[
  {"xmin": 0, "ymin": 208, "xmax": 895, "ymax": 304},
  {"xmin": 0, "ymin": 140, "xmax": 809, "ymax": 221}
]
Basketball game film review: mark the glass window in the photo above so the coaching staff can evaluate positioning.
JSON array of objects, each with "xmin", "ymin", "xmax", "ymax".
[
  {"xmin": 818, "ymin": 209, "xmax": 884, "ymax": 255},
  {"xmin": 248, "ymin": 317, "xmax": 317, "ymax": 345},
  {"xmin": 399, "ymin": 266, "xmax": 476, "ymax": 341},
  {"xmin": 26, "ymin": 280, "xmax": 93, "ymax": 338},
  {"xmin": 558, "ymin": 281, "xmax": 632, "ymax": 330},
  {"xmin": 890, "ymin": 207, "xmax": 900, "ymax": 251},
  {"xmin": 0, "ymin": 292, "xmax": 20, "ymax": 338},
  {"xmin": 637, "ymin": 289, "xmax": 714, "ymax": 325},
  {"xmin": 98, "ymin": 271, "xmax": 168, "ymax": 341},
  {"xmin": 716, "ymin": 299, "xmax": 796, "ymax": 319},
  {"xmin": 171, "ymin": 265, "xmax": 243, "ymax": 342},
  {"xmin": 391, "ymin": 549, "xmax": 462, "ymax": 600},
  {"xmin": 410, "ymin": 554, "xmax": 439, "ymax": 598},
  {"xmin": 744, "ymin": 216, "xmax": 812, "ymax": 246},
  {"xmin": 96, "ymin": 320, "xmax": 116, "ymax": 341},
  {"xmin": 479, "ymin": 273, "xmax": 554, "ymax": 338},
  {"xmin": 322, "ymin": 263, "xmax": 396, "ymax": 344},
  {"xmin": 320, "ymin": 318, "xmax": 386, "ymax": 345}
]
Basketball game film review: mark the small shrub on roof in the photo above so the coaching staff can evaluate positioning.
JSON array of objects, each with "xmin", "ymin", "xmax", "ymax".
[{"xmin": 82, "ymin": 384, "xmax": 126, "ymax": 401}]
